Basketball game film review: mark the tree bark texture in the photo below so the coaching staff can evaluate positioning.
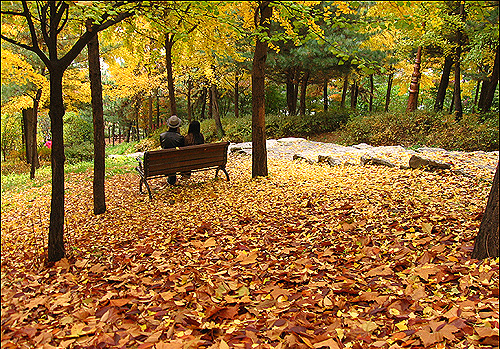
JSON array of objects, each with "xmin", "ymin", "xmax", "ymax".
[
  {"xmin": 350, "ymin": 80, "xmax": 358, "ymax": 109},
  {"xmin": 87, "ymin": 20, "xmax": 106, "ymax": 215},
  {"xmin": 478, "ymin": 46, "xmax": 499, "ymax": 113},
  {"xmin": 472, "ymin": 164, "xmax": 499, "ymax": 259},
  {"xmin": 385, "ymin": 72, "xmax": 393, "ymax": 112},
  {"xmin": 48, "ymin": 69, "xmax": 66, "ymax": 262},
  {"xmin": 406, "ymin": 46, "xmax": 422, "ymax": 112},
  {"xmin": 22, "ymin": 106, "xmax": 40, "ymax": 179},
  {"xmin": 165, "ymin": 34, "xmax": 177, "ymax": 116},
  {"xmin": 434, "ymin": 55, "xmax": 453, "ymax": 111},
  {"xmin": 299, "ymin": 70, "xmax": 309, "ymax": 115},
  {"xmin": 251, "ymin": 1, "xmax": 272, "ymax": 178},
  {"xmin": 187, "ymin": 78, "xmax": 193, "ymax": 122}
]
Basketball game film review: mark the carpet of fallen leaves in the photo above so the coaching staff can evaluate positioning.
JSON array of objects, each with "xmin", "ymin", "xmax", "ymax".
[{"xmin": 1, "ymin": 154, "xmax": 499, "ymax": 349}]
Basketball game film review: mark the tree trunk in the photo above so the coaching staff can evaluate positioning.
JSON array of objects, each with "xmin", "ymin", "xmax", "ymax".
[
  {"xmin": 234, "ymin": 74, "xmax": 240, "ymax": 118},
  {"xmin": 478, "ymin": 46, "xmax": 499, "ymax": 113},
  {"xmin": 22, "ymin": 106, "xmax": 40, "ymax": 179},
  {"xmin": 286, "ymin": 68, "xmax": 296, "ymax": 115},
  {"xmin": 299, "ymin": 71, "xmax": 309, "ymax": 115},
  {"xmin": 453, "ymin": 48, "xmax": 463, "ymax": 121},
  {"xmin": 252, "ymin": 1, "xmax": 272, "ymax": 178},
  {"xmin": 87, "ymin": 20, "xmax": 106, "ymax": 216},
  {"xmin": 472, "ymin": 80, "xmax": 481, "ymax": 113},
  {"xmin": 406, "ymin": 46, "xmax": 422, "ymax": 112},
  {"xmin": 323, "ymin": 80, "xmax": 328, "ymax": 112},
  {"xmin": 165, "ymin": 33, "xmax": 177, "ymax": 116},
  {"xmin": 187, "ymin": 78, "xmax": 192, "ymax": 123},
  {"xmin": 209, "ymin": 83, "xmax": 213, "ymax": 118},
  {"xmin": 385, "ymin": 72, "xmax": 393, "ymax": 112},
  {"xmin": 472, "ymin": 164, "xmax": 499, "ymax": 259},
  {"xmin": 341, "ymin": 75, "xmax": 349, "ymax": 108},
  {"xmin": 369, "ymin": 74, "xmax": 374, "ymax": 112},
  {"xmin": 48, "ymin": 68, "xmax": 66, "ymax": 263},
  {"xmin": 350, "ymin": 79, "xmax": 358, "ymax": 109},
  {"xmin": 434, "ymin": 55, "xmax": 453, "ymax": 111},
  {"xmin": 148, "ymin": 95, "xmax": 153, "ymax": 136},
  {"xmin": 201, "ymin": 87, "xmax": 207, "ymax": 119},
  {"xmin": 211, "ymin": 83, "xmax": 224, "ymax": 138}
]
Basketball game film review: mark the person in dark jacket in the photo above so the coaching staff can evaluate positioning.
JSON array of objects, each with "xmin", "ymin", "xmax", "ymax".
[{"xmin": 159, "ymin": 115, "xmax": 184, "ymax": 185}]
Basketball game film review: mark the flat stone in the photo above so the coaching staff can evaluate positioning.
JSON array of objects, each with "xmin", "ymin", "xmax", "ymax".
[
  {"xmin": 409, "ymin": 155, "xmax": 452, "ymax": 170},
  {"xmin": 360, "ymin": 154, "xmax": 396, "ymax": 168}
]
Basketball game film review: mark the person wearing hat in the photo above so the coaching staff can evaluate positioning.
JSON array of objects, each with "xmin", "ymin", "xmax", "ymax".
[{"xmin": 160, "ymin": 115, "xmax": 185, "ymax": 185}]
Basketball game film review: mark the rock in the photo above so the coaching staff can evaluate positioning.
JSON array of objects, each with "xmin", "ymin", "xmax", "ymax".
[
  {"xmin": 416, "ymin": 146, "xmax": 447, "ymax": 153},
  {"xmin": 318, "ymin": 154, "xmax": 342, "ymax": 167},
  {"xmin": 352, "ymin": 143, "xmax": 373, "ymax": 150},
  {"xmin": 409, "ymin": 155, "xmax": 452, "ymax": 170},
  {"xmin": 360, "ymin": 154, "xmax": 396, "ymax": 168},
  {"xmin": 293, "ymin": 154, "xmax": 315, "ymax": 165}
]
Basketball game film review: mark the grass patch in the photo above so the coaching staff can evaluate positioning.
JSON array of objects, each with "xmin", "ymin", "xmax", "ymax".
[{"xmin": 1, "ymin": 156, "xmax": 136, "ymax": 197}]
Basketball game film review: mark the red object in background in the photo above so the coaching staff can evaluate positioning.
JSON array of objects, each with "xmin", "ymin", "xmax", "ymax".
[{"xmin": 45, "ymin": 140, "xmax": 52, "ymax": 149}]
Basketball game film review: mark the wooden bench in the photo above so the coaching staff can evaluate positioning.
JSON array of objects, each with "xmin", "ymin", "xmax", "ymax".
[{"xmin": 136, "ymin": 142, "xmax": 230, "ymax": 200}]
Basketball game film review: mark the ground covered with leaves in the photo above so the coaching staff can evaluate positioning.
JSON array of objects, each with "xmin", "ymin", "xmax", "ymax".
[{"xmin": 1, "ymin": 154, "xmax": 499, "ymax": 349}]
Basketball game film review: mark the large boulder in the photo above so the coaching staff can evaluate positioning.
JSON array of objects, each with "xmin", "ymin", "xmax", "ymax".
[{"xmin": 409, "ymin": 155, "xmax": 452, "ymax": 170}]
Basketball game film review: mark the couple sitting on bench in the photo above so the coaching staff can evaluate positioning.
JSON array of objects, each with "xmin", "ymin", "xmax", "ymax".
[{"xmin": 160, "ymin": 115, "xmax": 205, "ymax": 185}]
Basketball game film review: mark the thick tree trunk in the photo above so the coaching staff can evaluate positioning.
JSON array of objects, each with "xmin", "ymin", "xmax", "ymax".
[
  {"xmin": 472, "ymin": 164, "xmax": 499, "ymax": 259},
  {"xmin": 478, "ymin": 46, "xmax": 499, "ymax": 113},
  {"xmin": 48, "ymin": 69, "xmax": 66, "ymax": 262},
  {"xmin": 22, "ymin": 106, "xmax": 40, "ymax": 179},
  {"xmin": 211, "ymin": 84, "xmax": 224, "ymax": 138},
  {"xmin": 234, "ymin": 74, "xmax": 240, "ymax": 118},
  {"xmin": 165, "ymin": 34, "xmax": 177, "ymax": 115},
  {"xmin": 341, "ymin": 75, "xmax": 349, "ymax": 108},
  {"xmin": 323, "ymin": 80, "xmax": 328, "ymax": 112},
  {"xmin": 385, "ymin": 72, "xmax": 393, "ymax": 112},
  {"xmin": 299, "ymin": 70, "xmax": 309, "ymax": 115},
  {"xmin": 252, "ymin": 1, "xmax": 272, "ymax": 178},
  {"xmin": 434, "ymin": 55, "xmax": 453, "ymax": 111},
  {"xmin": 407, "ymin": 46, "xmax": 422, "ymax": 112},
  {"xmin": 87, "ymin": 20, "xmax": 106, "ymax": 215}
]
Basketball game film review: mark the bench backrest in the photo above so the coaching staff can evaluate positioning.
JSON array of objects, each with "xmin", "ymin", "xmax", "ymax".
[{"xmin": 143, "ymin": 142, "xmax": 229, "ymax": 178}]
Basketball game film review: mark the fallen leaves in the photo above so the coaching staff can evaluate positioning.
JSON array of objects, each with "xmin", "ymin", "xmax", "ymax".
[{"xmin": 1, "ymin": 154, "xmax": 499, "ymax": 348}]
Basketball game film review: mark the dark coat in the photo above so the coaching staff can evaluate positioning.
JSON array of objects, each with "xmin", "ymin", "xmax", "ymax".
[{"xmin": 160, "ymin": 129, "xmax": 184, "ymax": 149}]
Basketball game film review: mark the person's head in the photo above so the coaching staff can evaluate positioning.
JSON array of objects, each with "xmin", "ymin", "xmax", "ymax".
[
  {"xmin": 167, "ymin": 115, "xmax": 182, "ymax": 130},
  {"xmin": 188, "ymin": 120, "xmax": 201, "ymax": 135}
]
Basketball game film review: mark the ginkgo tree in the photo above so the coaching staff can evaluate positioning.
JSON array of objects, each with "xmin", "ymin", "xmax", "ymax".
[{"xmin": 1, "ymin": 0, "xmax": 141, "ymax": 262}]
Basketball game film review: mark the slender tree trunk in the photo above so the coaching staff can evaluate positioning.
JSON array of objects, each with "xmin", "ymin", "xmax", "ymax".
[
  {"xmin": 187, "ymin": 78, "xmax": 192, "ymax": 123},
  {"xmin": 434, "ymin": 55, "xmax": 453, "ymax": 111},
  {"xmin": 252, "ymin": 1, "xmax": 272, "ymax": 178},
  {"xmin": 385, "ymin": 72, "xmax": 393, "ymax": 112},
  {"xmin": 350, "ymin": 79, "xmax": 358, "ymax": 109},
  {"xmin": 323, "ymin": 80, "xmax": 328, "ymax": 112},
  {"xmin": 478, "ymin": 46, "xmax": 500, "ymax": 113},
  {"xmin": 369, "ymin": 74, "xmax": 374, "ymax": 112},
  {"xmin": 453, "ymin": 48, "xmax": 463, "ymax": 121},
  {"xmin": 87, "ymin": 20, "xmax": 106, "ymax": 215},
  {"xmin": 472, "ymin": 164, "xmax": 499, "ymax": 259},
  {"xmin": 341, "ymin": 75, "xmax": 349, "ymax": 108},
  {"xmin": 234, "ymin": 74, "xmax": 240, "ymax": 118},
  {"xmin": 201, "ymin": 87, "xmax": 207, "ymax": 119},
  {"xmin": 148, "ymin": 95, "xmax": 153, "ymax": 136},
  {"xmin": 165, "ymin": 33, "xmax": 177, "ymax": 115},
  {"xmin": 299, "ymin": 70, "xmax": 309, "ymax": 115},
  {"xmin": 472, "ymin": 80, "xmax": 481, "ymax": 113},
  {"xmin": 286, "ymin": 69, "xmax": 296, "ymax": 115},
  {"xmin": 48, "ymin": 68, "xmax": 66, "ymax": 262},
  {"xmin": 156, "ymin": 90, "xmax": 160, "ymax": 129},
  {"xmin": 209, "ymin": 83, "xmax": 213, "ymax": 118},
  {"xmin": 407, "ymin": 46, "xmax": 422, "ymax": 112},
  {"xmin": 211, "ymin": 83, "xmax": 224, "ymax": 137}
]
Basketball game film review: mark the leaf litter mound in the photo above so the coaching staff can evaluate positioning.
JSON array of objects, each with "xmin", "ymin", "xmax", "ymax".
[{"xmin": 1, "ymin": 154, "xmax": 499, "ymax": 349}]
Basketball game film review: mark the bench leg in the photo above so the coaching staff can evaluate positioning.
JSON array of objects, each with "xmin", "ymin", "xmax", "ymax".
[
  {"xmin": 136, "ymin": 166, "xmax": 153, "ymax": 200},
  {"xmin": 143, "ymin": 179, "xmax": 153, "ymax": 200},
  {"xmin": 215, "ymin": 166, "xmax": 230, "ymax": 181}
]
